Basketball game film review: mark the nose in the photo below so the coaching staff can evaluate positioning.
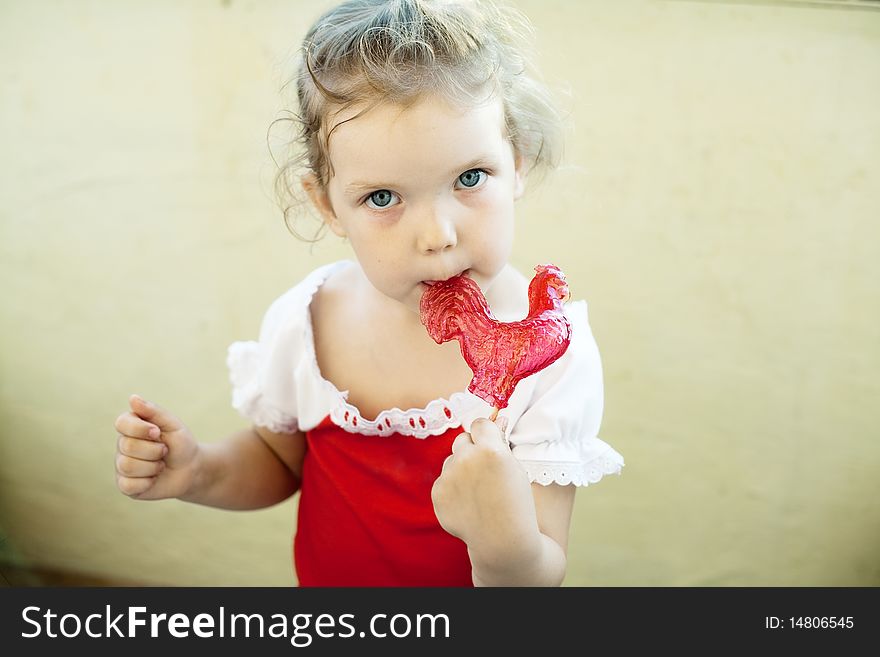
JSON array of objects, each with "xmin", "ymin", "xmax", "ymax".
[{"xmin": 415, "ymin": 202, "xmax": 458, "ymax": 254}]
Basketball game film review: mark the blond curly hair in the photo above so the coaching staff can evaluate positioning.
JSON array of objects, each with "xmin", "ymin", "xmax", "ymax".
[{"xmin": 271, "ymin": 0, "xmax": 564, "ymax": 241}]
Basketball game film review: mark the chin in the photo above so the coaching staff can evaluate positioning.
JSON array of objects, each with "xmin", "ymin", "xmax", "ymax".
[{"xmin": 386, "ymin": 285, "xmax": 425, "ymax": 317}]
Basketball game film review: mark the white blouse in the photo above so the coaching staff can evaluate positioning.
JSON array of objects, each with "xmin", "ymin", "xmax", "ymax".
[{"xmin": 227, "ymin": 260, "xmax": 624, "ymax": 487}]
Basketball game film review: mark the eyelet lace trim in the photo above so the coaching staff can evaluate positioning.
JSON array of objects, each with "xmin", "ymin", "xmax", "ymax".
[
  {"xmin": 521, "ymin": 452, "xmax": 624, "ymax": 486},
  {"xmin": 329, "ymin": 393, "xmax": 476, "ymax": 439}
]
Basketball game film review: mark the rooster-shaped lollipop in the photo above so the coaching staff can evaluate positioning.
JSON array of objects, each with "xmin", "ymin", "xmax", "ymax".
[{"xmin": 420, "ymin": 264, "xmax": 572, "ymax": 421}]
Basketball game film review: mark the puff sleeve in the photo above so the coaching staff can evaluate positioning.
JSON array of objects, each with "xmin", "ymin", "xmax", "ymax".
[
  {"xmin": 507, "ymin": 300, "xmax": 625, "ymax": 486},
  {"xmin": 226, "ymin": 286, "xmax": 306, "ymax": 434}
]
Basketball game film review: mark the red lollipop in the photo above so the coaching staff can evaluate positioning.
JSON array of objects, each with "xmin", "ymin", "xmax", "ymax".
[{"xmin": 420, "ymin": 264, "xmax": 572, "ymax": 421}]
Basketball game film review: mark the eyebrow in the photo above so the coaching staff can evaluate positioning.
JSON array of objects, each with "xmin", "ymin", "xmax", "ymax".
[{"xmin": 343, "ymin": 156, "xmax": 498, "ymax": 196}]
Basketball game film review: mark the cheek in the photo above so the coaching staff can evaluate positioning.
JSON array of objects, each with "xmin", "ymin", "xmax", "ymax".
[
  {"xmin": 479, "ymin": 187, "xmax": 516, "ymax": 238},
  {"xmin": 470, "ymin": 182, "xmax": 513, "ymax": 218},
  {"xmin": 468, "ymin": 192, "xmax": 514, "ymax": 267},
  {"xmin": 351, "ymin": 242, "xmax": 408, "ymax": 293}
]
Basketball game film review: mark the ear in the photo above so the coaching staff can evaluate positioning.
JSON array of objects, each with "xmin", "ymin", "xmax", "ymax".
[
  {"xmin": 302, "ymin": 173, "xmax": 346, "ymax": 238},
  {"xmin": 512, "ymin": 151, "xmax": 527, "ymax": 200}
]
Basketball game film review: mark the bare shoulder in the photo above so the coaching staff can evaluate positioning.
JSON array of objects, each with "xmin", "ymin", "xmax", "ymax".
[
  {"xmin": 309, "ymin": 262, "xmax": 360, "ymax": 332},
  {"xmin": 312, "ymin": 261, "xmax": 359, "ymax": 305},
  {"xmin": 310, "ymin": 261, "xmax": 355, "ymax": 333}
]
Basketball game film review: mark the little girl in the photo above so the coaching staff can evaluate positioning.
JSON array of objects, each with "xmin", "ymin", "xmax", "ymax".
[{"xmin": 113, "ymin": 0, "xmax": 624, "ymax": 586}]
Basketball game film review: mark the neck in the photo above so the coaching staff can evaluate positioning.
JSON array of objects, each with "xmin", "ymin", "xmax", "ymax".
[{"xmin": 354, "ymin": 270, "xmax": 436, "ymax": 345}]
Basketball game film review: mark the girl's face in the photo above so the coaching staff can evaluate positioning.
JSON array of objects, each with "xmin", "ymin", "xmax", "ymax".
[{"xmin": 305, "ymin": 93, "xmax": 524, "ymax": 316}]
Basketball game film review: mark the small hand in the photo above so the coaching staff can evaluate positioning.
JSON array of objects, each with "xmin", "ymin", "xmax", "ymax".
[
  {"xmin": 431, "ymin": 417, "xmax": 537, "ymax": 555},
  {"xmin": 114, "ymin": 395, "xmax": 199, "ymax": 500}
]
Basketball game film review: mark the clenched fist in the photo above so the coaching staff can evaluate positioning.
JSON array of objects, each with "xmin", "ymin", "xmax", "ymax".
[
  {"xmin": 114, "ymin": 395, "xmax": 199, "ymax": 501},
  {"xmin": 431, "ymin": 417, "xmax": 537, "ymax": 555}
]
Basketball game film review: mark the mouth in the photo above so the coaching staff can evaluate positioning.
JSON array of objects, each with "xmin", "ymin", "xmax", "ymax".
[{"xmin": 422, "ymin": 269, "xmax": 471, "ymax": 287}]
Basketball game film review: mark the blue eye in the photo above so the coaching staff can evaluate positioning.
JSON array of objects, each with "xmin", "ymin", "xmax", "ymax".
[
  {"xmin": 365, "ymin": 189, "xmax": 399, "ymax": 209},
  {"xmin": 456, "ymin": 169, "xmax": 487, "ymax": 189}
]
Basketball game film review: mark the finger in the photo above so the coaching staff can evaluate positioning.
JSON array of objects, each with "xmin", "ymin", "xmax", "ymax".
[
  {"xmin": 495, "ymin": 416, "xmax": 510, "ymax": 448},
  {"xmin": 114, "ymin": 412, "xmax": 162, "ymax": 441},
  {"xmin": 117, "ymin": 474, "xmax": 157, "ymax": 498},
  {"xmin": 450, "ymin": 431, "xmax": 472, "ymax": 455},
  {"xmin": 118, "ymin": 435, "xmax": 168, "ymax": 461},
  {"xmin": 469, "ymin": 417, "xmax": 506, "ymax": 450},
  {"xmin": 129, "ymin": 395, "xmax": 182, "ymax": 433},
  {"xmin": 440, "ymin": 453, "xmax": 454, "ymax": 474},
  {"xmin": 116, "ymin": 453, "xmax": 165, "ymax": 478}
]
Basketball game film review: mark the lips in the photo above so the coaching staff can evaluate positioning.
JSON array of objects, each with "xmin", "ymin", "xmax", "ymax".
[{"xmin": 422, "ymin": 269, "xmax": 470, "ymax": 287}]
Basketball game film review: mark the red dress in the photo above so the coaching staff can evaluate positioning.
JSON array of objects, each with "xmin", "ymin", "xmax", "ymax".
[{"xmin": 294, "ymin": 414, "xmax": 474, "ymax": 587}]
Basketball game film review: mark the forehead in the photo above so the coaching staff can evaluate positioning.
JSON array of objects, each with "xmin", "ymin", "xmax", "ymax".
[{"xmin": 325, "ymin": 94, "xmax": 509, "ymax": 183}]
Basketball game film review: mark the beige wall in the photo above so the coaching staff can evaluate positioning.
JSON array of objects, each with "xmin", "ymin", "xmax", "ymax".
[{"xmin": 1, "ymin": 0, "xmax": 878, "ymax": 586}]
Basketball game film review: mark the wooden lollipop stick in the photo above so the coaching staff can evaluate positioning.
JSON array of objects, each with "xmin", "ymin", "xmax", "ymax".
[{"xmin": 489, "ymin": 407, "xmax": 511, "ymax": 448}]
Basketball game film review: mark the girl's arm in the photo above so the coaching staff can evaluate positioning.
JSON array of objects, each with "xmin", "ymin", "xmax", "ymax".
[
  {"xmin": 469, "ymin": 483, "xmax": 575, "ymax": 587},
  {"xmin": 116, "ymin": 395, "xmax": 304, "ymax": 510},
  {"xmin": 180, "ymin": 425, "xmax": 305, "ymax": 510}
]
